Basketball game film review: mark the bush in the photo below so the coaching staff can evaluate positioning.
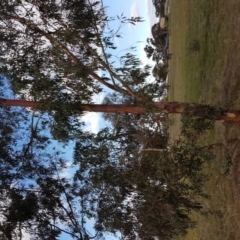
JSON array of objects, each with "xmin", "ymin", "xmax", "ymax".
[{"xmin": 188, "ymin": 39, "xmax": 200, "ymax": 53}]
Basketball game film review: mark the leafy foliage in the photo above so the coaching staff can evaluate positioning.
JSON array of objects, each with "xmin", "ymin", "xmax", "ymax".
[
  {"xmin": 152, "ymin": 0, "xmax": 167, "ymax": 17},
  {"xmin": 0, "ymin": 79, "xmax": 101, "ymax": 240},
  {"xmin": 0, "ymin": 0, "xmax": 150, "ymax": 141},
  {"xmin": 72, "ymin": 111, "xmax": 215, "ymax": 239}
]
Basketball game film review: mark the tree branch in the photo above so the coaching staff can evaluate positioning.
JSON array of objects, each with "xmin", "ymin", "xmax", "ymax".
[{"xmin": 3, "ymin": 13, "xmax": 135, "ymax": 98}]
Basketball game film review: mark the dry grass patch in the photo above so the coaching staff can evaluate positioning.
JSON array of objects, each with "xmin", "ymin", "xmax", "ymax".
[
  {"xmin": 168, "ymin": 0, "xmax": 189, "ymax": 142},
  {"xmin": 168, "ymin": 0, "xmax": 240, "ymax": 239}
]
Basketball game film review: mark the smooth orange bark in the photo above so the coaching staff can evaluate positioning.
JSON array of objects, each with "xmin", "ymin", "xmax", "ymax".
[{"xmin": 1, "ymin": 99, "xmax": 240, "ymax": 123}]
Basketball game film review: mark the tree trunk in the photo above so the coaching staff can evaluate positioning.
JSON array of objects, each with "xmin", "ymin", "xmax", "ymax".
[{"xmin": 1, "ymin": 99, "xmax": 240, "ymax": 123}]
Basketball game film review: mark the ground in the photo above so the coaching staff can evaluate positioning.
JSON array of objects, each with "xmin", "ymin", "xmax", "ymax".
[{"xmin": 168, "ymin": 0, "xmax": 240, "ymax": 239}]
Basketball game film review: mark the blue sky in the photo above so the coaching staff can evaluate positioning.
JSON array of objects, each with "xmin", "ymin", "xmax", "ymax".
[{"xmin": 103, "ymin": 0, "xmax": 157, "ymax": 48}]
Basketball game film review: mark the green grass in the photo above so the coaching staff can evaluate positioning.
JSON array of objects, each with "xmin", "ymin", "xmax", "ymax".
[
  {"xmin": 184, "ymin": 0, "xmax": 221, "ymax": 102},
  {"xmin": 168, "ymin": 0, "xmax": 240, "ymax": 239}
]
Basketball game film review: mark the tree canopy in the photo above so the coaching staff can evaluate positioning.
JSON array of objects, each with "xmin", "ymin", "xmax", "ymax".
[
  {"xmin": 0, "ymin": 0, "xmax": 167, "ymax": 141},
  {"xmin": 0, "ymin": 0, "xmax": 153, "ymax": 102},
  {"xmin": 0, "ymin": 1, "xmax": 238, "ymax": 240}
]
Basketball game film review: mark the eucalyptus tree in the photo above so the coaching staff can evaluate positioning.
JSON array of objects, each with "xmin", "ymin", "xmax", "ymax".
[
  {"xmin": 1, "ymin": 98, "xmax": 240, "ymax": 124},
  {"xmin": 0, "ymin": 0, "xmax": 240, "ymax": 126},
  {"xmin": 0, "ymin": 1, "xmax": 239, "ymax": 239}
]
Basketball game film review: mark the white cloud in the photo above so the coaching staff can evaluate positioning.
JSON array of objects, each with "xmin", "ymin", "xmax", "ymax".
[
  {"xmin": 114, "ymin": 35, "xmax": 120, "ymax": 48},
  {"xmin": 145, "ymin": 0, "xmax": 159, "ymax": 37},
  {"xmin": 128, "ymin": 2, "xmax": 140, "ymax": 30},
  {"xmin": 92, "ymin": 92, "xmax": 104, "ymax": 104},
  {"xmin": 81, "ymin": 93, "xmax": 104, "ymax": 134},
  {"xmin": 22, "ymin": 230, "xmax": 31, "ymax": 240},
  {"xmin": 59, "ymin": 161, "xmax": 74, "ymax": 179},
  {"xmin": 82, "ymin": 112, "xmax": 101, "ymax": 134},
  {"xmin": 131, "ymin": 2, "xmax": 140, "ymax": 18}
]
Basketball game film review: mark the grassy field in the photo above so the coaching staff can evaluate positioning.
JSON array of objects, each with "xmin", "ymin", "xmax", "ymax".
[{"xmin": 168, "ymin": 0, "xmax": 240, "ymax": 239}]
